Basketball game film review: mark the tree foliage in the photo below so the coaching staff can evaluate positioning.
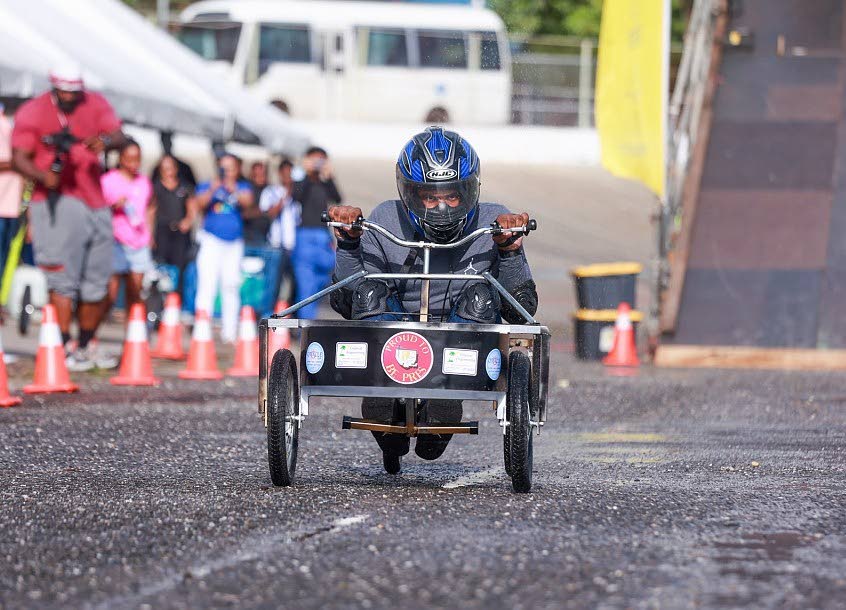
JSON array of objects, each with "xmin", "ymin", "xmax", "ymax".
[{"xmin": 490, "ymin": 0, "xmax": 687, "ymax": 41}]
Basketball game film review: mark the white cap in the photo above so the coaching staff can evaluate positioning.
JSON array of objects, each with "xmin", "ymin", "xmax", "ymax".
[{"xmin": 48, "ymin": 62, "xmax": 84, "ymax": 92}]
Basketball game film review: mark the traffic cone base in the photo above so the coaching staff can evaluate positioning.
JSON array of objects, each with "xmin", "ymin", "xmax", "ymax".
[
  {"xmin": 0, "ymin": 333, "xmax": 22, "ymax": 406},
  {"xmin": 111, "ymin": 305, "xmax": 160, "ymax": 386},
  {"xmin": 602, "ymin": 302, "xmax": 639, "ymax": 367},
  {"xmin": 24, "ymin": 304, "xmax": 79, "ymax": 394},
  {"xmin": 228, "ymin": 306, "xmax": 259, "ymax": 377},
  {"xmin": 179, "ymin": 309, "xmax": 223, "ymax": 380},
  {"xmin": 151, "ymin": 293, "xmax": 186, "ymax": 360}
]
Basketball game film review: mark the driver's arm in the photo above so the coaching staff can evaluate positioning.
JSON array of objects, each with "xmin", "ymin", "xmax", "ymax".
[{"xmin": 493, "ymin": 211, "xmax": 538, "ymax": 323}]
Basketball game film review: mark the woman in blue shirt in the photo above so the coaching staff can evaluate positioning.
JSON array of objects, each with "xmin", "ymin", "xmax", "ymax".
[{"xmin": 194, "ymin": 153, "xmax": 254, "ymax": 343}]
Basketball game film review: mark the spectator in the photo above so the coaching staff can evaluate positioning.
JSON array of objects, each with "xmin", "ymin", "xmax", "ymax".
[
  {"xmin": 0, "ymin": 102, "xmax": 22, "ymax": 274},
  {"xmin": 258, "ymin": 158, "xmax": 299, "ymax": 302},
  {"xmin": 292, "ymin": 146, "xmax": 342, "ymax": 319},
  {"xmin": 243, "ymin": 160, "xmax": 271, "ymax": 246},
  {"xmin": 101, "ymin": 140, "xmax": 154, "ymax": 313},
  {"xmin": 150, "ymin": 130, "xmax": 196, "ymax": 188},
  {"xmin": 11, "ymin": 63, "xmax": 128, "ymax": 371},
  {"xmin": 152, "ymin": 154, "xmax": 196, "ymax": 295},
  {"xmin": 194, "ymin": 153, "xmax": 253, "ymax": 342}
]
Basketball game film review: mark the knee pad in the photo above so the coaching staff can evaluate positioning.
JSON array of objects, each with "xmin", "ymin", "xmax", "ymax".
[
  {"xmin": 351, "ymin": 279, "xmax": 391, "ymax": 320},
  {"xmin": 500, "ymin": 279, "xmax": 538, "ymax": 324},
  {"xmin": 454, "ymin": 282, "xmax": 500, "ymax": 324}
]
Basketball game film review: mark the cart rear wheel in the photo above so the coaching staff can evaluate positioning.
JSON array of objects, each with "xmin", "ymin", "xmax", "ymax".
[
  {"xmin": 506, "ymin": 351, "xmax": 533, "ymax": 493},
  {"xmin": 267, "ymin": 349, "xmax": 299, "ymax": 486},
  {"xmin": 503, "ymin": 417, "xmax": 512, "ymax": 477},
  {"xmin": 18, "ymin": 285, "xmax": 31, "ymax": 336}
]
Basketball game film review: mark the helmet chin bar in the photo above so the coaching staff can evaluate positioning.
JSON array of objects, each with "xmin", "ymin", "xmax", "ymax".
[{"xmin": 416, "ymin": 214, "xmax": 467, "ymax": 244}]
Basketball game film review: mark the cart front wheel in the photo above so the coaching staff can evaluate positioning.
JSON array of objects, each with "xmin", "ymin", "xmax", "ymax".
[
  {"xmin": 506, "ymin": 351, "xmax": 533, "ymax": 493},
  {"xmin": 267, "ymin": 349, "xmax": 300, "ymax": 486}
]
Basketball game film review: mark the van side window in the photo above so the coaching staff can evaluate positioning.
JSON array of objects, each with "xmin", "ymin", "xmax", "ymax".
[
  {"xmin": 368, "ymin": 29, "xmax": 408, "ymax": 66},
  {"xmin": 259, "ymin": 24, "xmax": 311, "ymax": 73},
  {"xmin": 480, "ymin": 33, "xmax": 501, "ymax": 71},
  {"xmin": 418, "ymin": 31, "xmax": 467, "ymax": 69},
  {"xmin": 179, "ymin": 23, "xmax": 242, "ymax": 63}
]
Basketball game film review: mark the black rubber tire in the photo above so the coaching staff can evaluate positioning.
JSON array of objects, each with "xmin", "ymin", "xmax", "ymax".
[
  {"xmin": 267, "ymin": 349, "xmax": 299, "ymax": 487},
  {"xmin": 503, "ymin": 414, "xmax": 512, "ymax": 477},
  {"xmin": 383, "ymin": 452, "xmax": 402, "ymax": 475},
  {"xmin": 18, "ymin": 285, "xmax": 31, "ymax": 336},
  {"xmin": 507, "ymin": 351, "xmax": 533, "ymax": 493}
]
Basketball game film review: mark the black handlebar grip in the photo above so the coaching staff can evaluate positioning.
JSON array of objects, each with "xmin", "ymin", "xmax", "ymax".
[
  {"xmin": 320, "ymin": 211, "xmax": 330, "ymax": 223},
  {"xmin": 528, "ymin": 219, "xmax": 538, "ymax": 232}
]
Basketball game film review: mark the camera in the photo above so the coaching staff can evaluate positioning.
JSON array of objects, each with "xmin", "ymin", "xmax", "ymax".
[{"xmin": 41, "ymin": 127, "xmax": 79, "ymax": 174}]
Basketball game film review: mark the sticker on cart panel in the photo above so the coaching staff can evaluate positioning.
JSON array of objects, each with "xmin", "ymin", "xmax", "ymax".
[
  {"xmin": 335, "ymin": 342, "xmax": 368, "ymax": 369},
  {"xmin": 485, "ymin": 349, "xmax": 502, "ymax": 380},
  {"xmin": 305, "ymin": 342, "xmax": 325, "ymax": 374},
  {"xmin": 381, "ymin": 332, "xmax": 433, "ymax": 384},
  {"xmin": 442, "ymin": 348, "xmax": 478, "ymax": 376}
]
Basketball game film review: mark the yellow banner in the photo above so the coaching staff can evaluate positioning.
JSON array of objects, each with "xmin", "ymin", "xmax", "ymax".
[{"xmin": 595, "ymin": 0, "xmax": 669, "ymax": 198}]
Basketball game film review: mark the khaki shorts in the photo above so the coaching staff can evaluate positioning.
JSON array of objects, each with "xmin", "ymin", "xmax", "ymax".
[{"xmin": 30, "ymin": 195, "xmax": 113, "ymax": 302}]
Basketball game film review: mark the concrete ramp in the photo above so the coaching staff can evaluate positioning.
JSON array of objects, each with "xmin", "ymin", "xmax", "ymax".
[{"xmin": 659, "ymin": 0, "xmax": 846, "ymax": 367}]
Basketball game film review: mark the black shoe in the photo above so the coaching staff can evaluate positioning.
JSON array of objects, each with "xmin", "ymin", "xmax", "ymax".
[
  {"xmin": 414, "ymin": 400, "xmax": 463, "ymax": 461},
  {"xmin": 383, "ymin": 452, "xmax": 402, "ymax": 474},
  {"xmin": 415, "ymin": 435, "xmax": 451, "ymax": 460},
  {"xmin": 362, "ymin": 398, "xmax": 410, "ymax": 457}
]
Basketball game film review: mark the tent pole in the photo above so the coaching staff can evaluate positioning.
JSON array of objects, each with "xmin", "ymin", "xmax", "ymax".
[{"xmin": 157, "ymin": 0, "xmax": 170, "ymax": 28}]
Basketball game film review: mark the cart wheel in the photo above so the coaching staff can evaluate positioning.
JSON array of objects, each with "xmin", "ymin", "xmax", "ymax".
[
  {"xmin": 383, "ymin": 452, "xmax": 402, "ymax": 475},
  {"xmin": 267, "ymin": 349, "xmax": 300, "ymax": 487},
  {"xmin": 503, "ymin": 417, "xmax": 512, "ymax": 478},
  {"xmin": 506, "ymin": 351, "xmax": 533, "ymax": 493},
  {"xmin": 18, "ymin": 285, "xmax": 32, "ymax": 336}
]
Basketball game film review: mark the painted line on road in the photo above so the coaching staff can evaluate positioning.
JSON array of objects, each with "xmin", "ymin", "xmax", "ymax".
[
  {"xmin": 443, "ymin": 466, "xmax": 503, "ymax": 489},
  {"xmin": 92, "ymin": 514, "xmax": 369, "ymax": 609}
]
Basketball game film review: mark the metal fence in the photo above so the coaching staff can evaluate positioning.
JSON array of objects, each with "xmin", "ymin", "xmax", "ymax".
[{"xmin": 509, "ymin": 36, "xmax": 596, "ymax": 128}]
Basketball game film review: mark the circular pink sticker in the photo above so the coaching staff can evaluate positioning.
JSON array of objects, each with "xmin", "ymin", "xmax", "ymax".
[{"xmin": 381, "ymin": 331, "xmax": 434, "ymax": 385}]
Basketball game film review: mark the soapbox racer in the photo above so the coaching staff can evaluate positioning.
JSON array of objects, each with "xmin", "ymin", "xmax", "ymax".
[{"xmin": 258, "ymin": 213, "xmax": 550, "ymax": 493}]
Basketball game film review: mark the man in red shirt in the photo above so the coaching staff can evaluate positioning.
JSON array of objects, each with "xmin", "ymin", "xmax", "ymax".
[{"xmin": 12, "ymin": 63, "xmax": 128, "ymax": 371}]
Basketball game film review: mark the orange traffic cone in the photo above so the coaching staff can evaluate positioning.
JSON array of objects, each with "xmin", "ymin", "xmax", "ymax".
[
  {"xmin": 111, "ymin": 303, "xmax": 160, "ymax": 386},
  {"xmin": 268, "ymin": 300, "xmax": 291, "ymax": 362},
  {"xmin": 178, "ymin": 309, "xmax": 223, "ymax": 380},
  {"xmin": 151, "ymin": 292, "xmax": 186, "ymax": 360},
  {"xmin": 24, "ymin": 304, "xmax": 79, "ymax": 394},
  {"xmin": 227, "ymin": 306, "xmax": 259, "ymax": 377},
  {"xmin": 0, "ymin": 331, "xmax": 22, "ymax": 407},
  {"xmin": 602, "ymin": 302, "xmax": 640, "ymax": 367}
]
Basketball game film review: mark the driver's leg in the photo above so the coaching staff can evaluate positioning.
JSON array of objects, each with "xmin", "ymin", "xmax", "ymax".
[
  {"xmin": 351, "ymin": 279, "xmax": 407, "ymax": 321},
  {"xmin": 362, "ymin": 397, "xmax": 410, "ymax": 457},
  {"xmin": 447, "ymin": 282, "xmax": 501, "ymax": 324}
]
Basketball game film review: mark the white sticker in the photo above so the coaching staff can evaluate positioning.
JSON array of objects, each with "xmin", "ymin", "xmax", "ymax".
[
  {"xmin": 305, "ymin": 342, "xmax": 325, "ymax": 374},
  {"xmin": 335, "ymin": 342, "xmax": 368, "ymax": 369},
  {"xmin": 599, "ymin": 326, "xmax": 616, "ymax": 353},
  {"xmin": 442, "ymin": 348, "xmax": 478, "ymax": 376},
  {"xmin": 485, "ymin": 349, "xmax": 502, "ymax": 381}
]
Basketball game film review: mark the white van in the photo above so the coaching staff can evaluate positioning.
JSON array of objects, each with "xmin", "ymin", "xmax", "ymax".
[{"xmin": 176, "ymin": 0, "xmax": 511, "ymax": 124}]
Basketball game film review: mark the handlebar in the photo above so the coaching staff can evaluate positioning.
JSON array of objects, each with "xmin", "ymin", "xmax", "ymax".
[{"xmin": 320, "ymin": 211, "xmax": 537, "ymax": 250}]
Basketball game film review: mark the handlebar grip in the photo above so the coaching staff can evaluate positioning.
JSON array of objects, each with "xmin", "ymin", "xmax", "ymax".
[
  {"xmin": 320, "ymin": 211, "xmax": 330, "ymax": 223},
  {"xmin": 527, "ymin": 219, "xmax": 538, "ymax": 232}
]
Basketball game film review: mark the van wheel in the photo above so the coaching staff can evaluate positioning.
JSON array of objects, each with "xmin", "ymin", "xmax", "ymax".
[
  {"xmin": 425, "ymin": 107, "xmax": 450, "ymax": 123},
  {"xmin": 271, "ymin": 99, "xmax": 290, "ymax": 114}
]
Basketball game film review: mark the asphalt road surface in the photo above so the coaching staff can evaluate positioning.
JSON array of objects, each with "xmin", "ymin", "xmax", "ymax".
[{"xmin": 2, "ymin": 355, "xmax": 845, "ymax": 609}]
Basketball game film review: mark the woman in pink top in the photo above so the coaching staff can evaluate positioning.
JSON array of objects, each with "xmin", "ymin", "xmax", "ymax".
[{"xmin": 101, "ymin": 140, "xmax": 154, "ymax": 311}]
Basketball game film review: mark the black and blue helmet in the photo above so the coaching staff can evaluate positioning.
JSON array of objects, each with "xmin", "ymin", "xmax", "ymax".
[{"xmin": 396, "ymin": 126, "xmax": 481, "ymax": 243}]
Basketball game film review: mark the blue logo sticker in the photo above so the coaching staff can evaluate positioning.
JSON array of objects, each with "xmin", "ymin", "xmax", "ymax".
[
  {"xmin": 485, "ymin": 349, "xmax": 501, "ymax": 381},
  {"xmin": 305, "ymin": 342, "xmax": 325, "ymax": 374}
]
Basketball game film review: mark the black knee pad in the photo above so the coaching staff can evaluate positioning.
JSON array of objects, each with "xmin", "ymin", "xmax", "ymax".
[
  {"xmin": 351, "ymin": 279, "xmax": 391, "ymax": 320},
  {"xmin": 454, "ymin": 282, "xmax": 500, "ymax": 323}
]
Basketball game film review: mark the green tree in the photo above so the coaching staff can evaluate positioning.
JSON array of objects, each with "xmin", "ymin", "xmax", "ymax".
[{"xmin": 490, "ymin": 0, "xmax": 687, "ymax": 41}]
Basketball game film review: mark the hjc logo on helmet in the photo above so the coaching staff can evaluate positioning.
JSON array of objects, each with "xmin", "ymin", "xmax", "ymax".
[{"xmin": 426, "ymin": 168, "xmax": 458, "ymax": 181}]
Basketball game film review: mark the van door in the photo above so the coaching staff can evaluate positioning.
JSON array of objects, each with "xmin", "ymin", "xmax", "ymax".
[
  {"xmin": 321, "ymin": 29, "xmax": 348, "ymax": 120},
  {"xmin": 248, "ymin": 22, "xmax": 321, "ymax": 119}
]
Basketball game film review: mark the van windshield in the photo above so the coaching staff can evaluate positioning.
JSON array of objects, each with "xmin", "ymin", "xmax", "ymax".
[{"xmin": 178, "ymin": 22, "xmax": 242, "ymax": 63}]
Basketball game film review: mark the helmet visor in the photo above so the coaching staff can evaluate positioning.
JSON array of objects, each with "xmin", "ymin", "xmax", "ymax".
[{"xmin": 398, "ymin": 174, "xmax": 480, "ymax": 232}]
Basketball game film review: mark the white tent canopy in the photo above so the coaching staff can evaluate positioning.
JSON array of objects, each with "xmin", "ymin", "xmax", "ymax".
[{"xmin": 0, "ymin": 0, "xmax": 309, "ymax": 155}]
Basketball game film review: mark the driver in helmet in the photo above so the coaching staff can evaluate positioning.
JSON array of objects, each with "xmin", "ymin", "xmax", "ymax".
[{"xmin": 327, "ymin": 127, "xmax": 537, "ymax": 470}]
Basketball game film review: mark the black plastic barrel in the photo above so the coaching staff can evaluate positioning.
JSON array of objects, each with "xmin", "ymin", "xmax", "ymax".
[
  {"xmin": 573, "ymin": 309, "xmax": 643, "ymax": 360},
  {"xmin": 571, "ymin": 262, "xmax": 642, "ymax": 310}
]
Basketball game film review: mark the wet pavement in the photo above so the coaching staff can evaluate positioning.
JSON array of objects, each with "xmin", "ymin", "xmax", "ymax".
[{"xmin": 1, "ymin": 353, "xmax": 845, "ymax": 609}]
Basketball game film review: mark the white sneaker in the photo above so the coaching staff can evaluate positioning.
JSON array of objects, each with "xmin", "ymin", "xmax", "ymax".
[{"xmin": 65, "ymin": 348, "xmax": 95, "ymax": 372}]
